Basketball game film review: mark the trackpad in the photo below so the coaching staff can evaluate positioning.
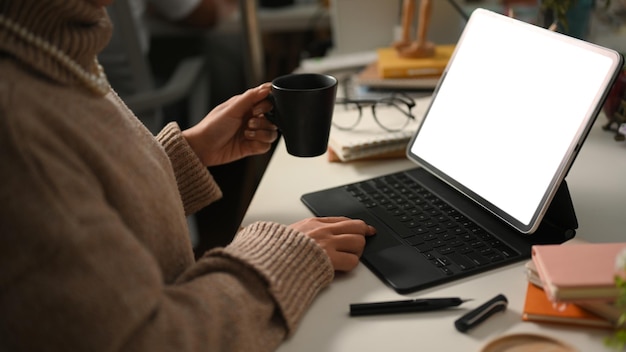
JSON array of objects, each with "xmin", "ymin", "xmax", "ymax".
[{"xmin": 363, "ymin": 245, "xmax": 444, "ymax": 293}]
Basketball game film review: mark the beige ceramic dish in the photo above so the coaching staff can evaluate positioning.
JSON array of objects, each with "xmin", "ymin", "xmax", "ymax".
[{"xmin": 480, "ymin": 333, "xmax": 577, "ymax": 352}]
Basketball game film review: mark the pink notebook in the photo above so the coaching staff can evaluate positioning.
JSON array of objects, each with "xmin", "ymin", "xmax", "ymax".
[{"xmin": 531, "ymin": 243, "xmax": 626, "ymax": 302}]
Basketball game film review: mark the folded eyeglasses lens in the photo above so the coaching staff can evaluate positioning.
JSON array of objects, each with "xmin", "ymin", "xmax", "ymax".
[{"xmin": 333, "ymin": 93, "xmax": 416, "ymax": 132}]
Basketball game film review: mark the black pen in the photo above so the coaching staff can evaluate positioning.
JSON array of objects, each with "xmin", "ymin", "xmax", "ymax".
[
  {"xmin": 349, "ymin": 297, "xmax": 471, "ymax": 316},
  {"xmin": 454, "ymin": 294, "xmax": 508, "ymax": 332}
]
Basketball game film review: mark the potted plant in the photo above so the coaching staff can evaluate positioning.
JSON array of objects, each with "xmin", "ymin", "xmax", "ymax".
[{"xmin": 539, "ymin": 0, "xmax": 608, "ymax": 39}]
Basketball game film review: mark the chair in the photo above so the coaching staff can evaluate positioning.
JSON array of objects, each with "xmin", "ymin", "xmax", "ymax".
[{"xmin": 101, "ymin": 1, "xmax": 209, "ymax": 133}]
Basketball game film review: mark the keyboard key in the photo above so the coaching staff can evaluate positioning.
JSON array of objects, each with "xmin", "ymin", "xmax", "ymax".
[
  {"xmin": 442, "ymin": 221, "xmax": 458, "ymax": 229},
  {"xmin": 355, "ymin": 195, "xmax": 371, "ymax": 202},
  {"xmin": 448, "ymin": 253, "xmax": 476, "ymax": 271},
  {"xmin": 449, "ymin": 228, "xmax": 467, "ymax": 236},
  {"xmin": 466, "ymin": 251, "xmax": 490, "ymax": 266},
  {"xmin": 405, "ymin": 221, "xmax": 418, "ymax": 228},
  {"xmin": 414, "ymin": 213, "xmax": 430, "ymax": 221},
  {"xmin": 391, "ymin": 209, "xmax": 405, "ymax": 216},
  {"xmin": 459, "ymin": 233, "xmax": 476, "ymax": 241},
  {"xmin": 423, "ymin": 220, "xmax": 438, "ymax": 228},
  {"xmin": 405, "ymin": 235, "xmax": 425, "ymax": 245},
  {"xmin": 431, "ymin": 226, "xmax": 447, "ymax": 234},
  {"xmin": 423, "ymin": 233, "xmax": 438, "ymax": 241},
  {"xmin": 437, "ymin": 257, "xmax": 451, "ymax": 266},
  {"xmin": 439, "ymin": 234, "xmax": 456, "ymax": 242},
  {"xmin": 383, "ymin": 204, "xmax": 397, "ymax": 211},
  {"xmin": 459, "ymin": 246, "xmax": 473, "ymax": 254},
  {"xmin": 422, "ymin": 251, "xmax": 435, "ymax": 260},
  {"xmin": 440, "ymin": 267, "xmax": 453, "ymax": 275},
  {"xmin": 431, "ymin": 240, "xmax": 447, "ymax": 248},
  {"xmin": 494, "ymin": 244, "xmax": 518, "ymax": 258},
  {"xmin": 412, "ymin": 226, "xmax": 429, "ymax": 235},
  {"xmin": 469, "ymin": 240, "xmax": 486, "ymax": 249},
  {"xmin": 448, "ymin": 240, "xmax": 465, "ymax": 248},
  {"xmin": 438, "ymin": 246, "xmax": 455, "ymax": 255},
  {"xmin": 414, "ymin": 243, "xmax": 432, "ymax": 252}
]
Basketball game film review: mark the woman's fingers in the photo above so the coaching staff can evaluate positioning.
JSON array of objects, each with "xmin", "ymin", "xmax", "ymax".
[
  {"xmin": 331, "ymin": 233, "xmax": 367, "ymax": 256},
  {"xmin": 244, "ymin": 129, "xmax": 278, "ymax": 143},
  {"xmin": 216, "ymin": 83, "xmax": 272, "ymax": 119},
  {"xmin": 321, "ymin": 217, "xmax": 377, "ymax": 236},
  {"xmin": 289, "ymin": 217, "xmax": 376, "ymax": 272},
  {"xmin": 329, "ymin": 251, "xmax": 361, "ymax": 272}
]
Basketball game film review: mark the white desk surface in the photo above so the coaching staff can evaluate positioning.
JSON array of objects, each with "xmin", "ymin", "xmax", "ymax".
[{"xmin": 241, "ymin": 115, "xmax": 626, "ymax": 352}]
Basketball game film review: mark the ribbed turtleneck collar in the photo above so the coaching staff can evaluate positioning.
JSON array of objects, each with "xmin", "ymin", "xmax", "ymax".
[{"xmin": 0, "ymin": 0, "xmax": 113, "ymax": 96}]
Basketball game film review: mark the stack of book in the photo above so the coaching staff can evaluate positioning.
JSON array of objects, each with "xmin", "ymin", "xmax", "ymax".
[
  {"xmin": 353, "ymin": 45, "xmax": 455, "ymax": 91},
  {"xmin": 522, "ymin": 242, "xmax": 626, "ymax": 329}
]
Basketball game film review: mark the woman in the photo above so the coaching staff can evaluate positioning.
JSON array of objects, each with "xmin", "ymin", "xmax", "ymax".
[{"xmin": 0, "ymin": 0, "xmax": 375, "ymax": 351}]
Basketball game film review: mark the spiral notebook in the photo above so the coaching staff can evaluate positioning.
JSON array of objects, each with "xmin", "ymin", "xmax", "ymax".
[{"xmin": 328, "ymin": 96, "xmax": 432, "ymax": 162}]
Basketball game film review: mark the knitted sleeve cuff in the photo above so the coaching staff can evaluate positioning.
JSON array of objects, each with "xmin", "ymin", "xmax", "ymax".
[
  {"xmin": 156, "ymin": 122, "xmax": 222, "ymax": 215},
  {"xmin": 210, "ymin": 221, "xmax": 334, "ymax": 335}
]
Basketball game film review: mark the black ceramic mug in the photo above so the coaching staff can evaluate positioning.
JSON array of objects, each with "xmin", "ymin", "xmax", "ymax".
[{"xmin": 266, "ymin": 73, "xmax": 338, "ymax": 157}]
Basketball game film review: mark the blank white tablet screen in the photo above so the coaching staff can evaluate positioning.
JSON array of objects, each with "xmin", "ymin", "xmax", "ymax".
[{"xmin": 409, "ymin": 9, "xmax": 620, "ymax": 233}]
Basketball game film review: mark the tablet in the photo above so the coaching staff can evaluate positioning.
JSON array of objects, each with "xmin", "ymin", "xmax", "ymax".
[{"xmin": 407, "ymin": 8, "xmax": 624, "ymax": 233}]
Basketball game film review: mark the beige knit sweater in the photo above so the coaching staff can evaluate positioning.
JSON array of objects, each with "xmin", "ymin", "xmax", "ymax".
[{"xmin": 0, "ymin": 1, "xmax": 334, "ymax": 351}]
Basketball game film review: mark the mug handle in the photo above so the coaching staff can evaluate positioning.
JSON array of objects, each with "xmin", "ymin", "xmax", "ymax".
[{"xmin": 264, "ymin": 93, "xmax": 279, "ymax": 129}]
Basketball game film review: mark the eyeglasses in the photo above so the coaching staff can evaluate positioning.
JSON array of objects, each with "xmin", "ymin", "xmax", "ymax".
[{"xmin": 333, "ymin": 93, "xmax": 416, "ymax": 132}]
